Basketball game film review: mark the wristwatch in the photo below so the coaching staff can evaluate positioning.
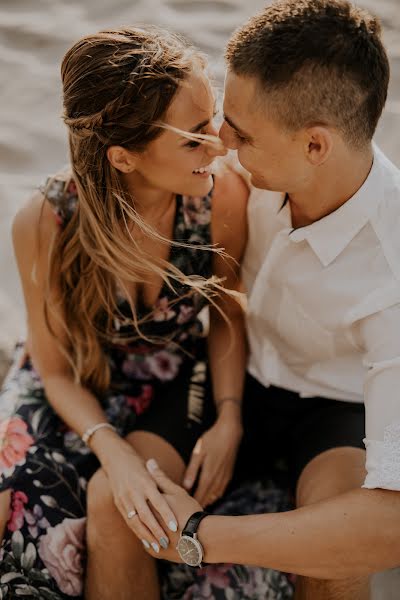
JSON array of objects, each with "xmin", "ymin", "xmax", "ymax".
[{"xmin": 176, "ymin": 511, "xmax": 209, "ymax": 567}]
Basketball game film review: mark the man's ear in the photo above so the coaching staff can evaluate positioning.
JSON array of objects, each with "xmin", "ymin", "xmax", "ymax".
[
  {"xmin": 304, "ymin": 126, "xmax": 333, "ymax": 167},
  {"xmin": 107, "ymin": 146, "xmax": 137, "ymax": 173}
]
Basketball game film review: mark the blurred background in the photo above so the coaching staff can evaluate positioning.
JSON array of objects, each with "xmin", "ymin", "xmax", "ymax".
[
  {"xmin": 0, "ymin": 0, "xmax": 399, "ymax": 354},
  {"xmin": 0, "ymin": 1, "xmax": 399, "ymax": 596}
]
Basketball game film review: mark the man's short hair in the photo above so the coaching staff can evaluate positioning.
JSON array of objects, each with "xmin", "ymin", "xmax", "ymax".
[{"xmin": 225, "ymin": 0, "xmax": 390, "ymax": 148}]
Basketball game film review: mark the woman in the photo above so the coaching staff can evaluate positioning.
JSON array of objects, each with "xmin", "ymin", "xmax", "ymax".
[{"xmin": 0, "ymin": 26, "xmax": 248, "ymax": 599}]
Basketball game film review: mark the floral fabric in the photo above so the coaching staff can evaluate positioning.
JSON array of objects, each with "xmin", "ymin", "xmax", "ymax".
[{"xmin": 0, "ymin": 177, "xmax": 294, "ymax": 598}]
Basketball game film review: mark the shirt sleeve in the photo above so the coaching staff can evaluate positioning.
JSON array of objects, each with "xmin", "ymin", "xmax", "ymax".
[{"xmin": 358, "ymin": 302, "xmax": 400, "ymax": 490}]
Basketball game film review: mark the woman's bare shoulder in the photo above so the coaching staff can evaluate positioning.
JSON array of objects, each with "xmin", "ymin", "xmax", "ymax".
[{"xmin": 12, "ymin": 190, "xmax": 59, "ymax": 261}]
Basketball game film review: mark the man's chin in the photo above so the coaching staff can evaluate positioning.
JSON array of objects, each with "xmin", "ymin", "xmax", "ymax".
[{"xmin": 250, "ymin": 174, "xmax": 271, "ymax": 190}]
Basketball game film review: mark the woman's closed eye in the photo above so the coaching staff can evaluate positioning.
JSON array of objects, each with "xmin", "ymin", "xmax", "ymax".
[{"xmin": 186, "ymin": 139, "xmax": 202, "ymax": 149}]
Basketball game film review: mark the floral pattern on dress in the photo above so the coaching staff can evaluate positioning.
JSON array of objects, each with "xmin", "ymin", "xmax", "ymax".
[
  {"xmin": 160, "ymin": 480, "xmax": 295, "ymax": 600},
  {"xmin": 0, "ymin": 176, "xmax": 294, "ymax": 598}
]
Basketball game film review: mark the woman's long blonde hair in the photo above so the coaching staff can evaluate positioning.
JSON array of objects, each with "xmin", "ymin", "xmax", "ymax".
[{"xmin": 45, "ymin": 26, "xmax": 224, "ymax": 393}]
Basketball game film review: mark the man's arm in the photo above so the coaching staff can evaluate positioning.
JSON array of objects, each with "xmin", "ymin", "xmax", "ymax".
[
  {"xmin": 200, "ymin": 487, "xmax": 400, "ymax": 579},
  {"xmin": 146, "ymin": 460, "xmax": 400, "ymax": 579}
]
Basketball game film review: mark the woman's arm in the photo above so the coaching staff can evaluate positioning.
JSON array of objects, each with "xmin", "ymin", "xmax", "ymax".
[
  {"xmin": 11, "ymin": 192, "xmax": 177, "ymax": 546},
  {"xmin": 182, "ymin": 169, "xmax": 249, "ymax": 505},
  {"xmin": 12, "ymin": 194, "xmax": 117, "ymax": 448}
]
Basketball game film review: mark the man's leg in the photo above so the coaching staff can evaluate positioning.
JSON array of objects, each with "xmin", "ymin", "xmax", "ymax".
[{"xmin": 294, "ymin": 447, "xmax": 370, "ymax": 600}]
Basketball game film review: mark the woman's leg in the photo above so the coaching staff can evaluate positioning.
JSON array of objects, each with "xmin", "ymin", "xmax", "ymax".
[
  {"xmin": 0, "ymin": 490, "xmax": 11, "ymax": 543},
  {"xmin": 85, "ymin": 431, "xmax": 185, "ymax": 600}
]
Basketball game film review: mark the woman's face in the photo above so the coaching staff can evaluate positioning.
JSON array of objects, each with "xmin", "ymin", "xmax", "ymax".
[{"xmin": 130, "ymin": 68, "xmax": 225, "ymax": 198}]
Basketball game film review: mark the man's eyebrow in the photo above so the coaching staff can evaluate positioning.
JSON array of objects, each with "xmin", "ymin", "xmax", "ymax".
[{"xmin": 223, "ymin": 113, "xmax": 252, "ymax": 140}]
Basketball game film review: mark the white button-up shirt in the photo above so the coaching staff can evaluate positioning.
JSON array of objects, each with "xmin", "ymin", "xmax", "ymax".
[{"xmin": 242, "ymin": 145, "xmax": 400, "ymax": 491}]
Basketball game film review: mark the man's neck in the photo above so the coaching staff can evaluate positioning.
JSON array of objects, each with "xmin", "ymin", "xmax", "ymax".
[{"xmin": 288, "ymin": 144, "xmax": 374, "ymax": 229}]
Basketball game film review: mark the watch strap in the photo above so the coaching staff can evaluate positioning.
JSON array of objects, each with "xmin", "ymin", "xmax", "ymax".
[{"xmin": 182, "ymin": 511, "xmax": 209, "ymax": 537}]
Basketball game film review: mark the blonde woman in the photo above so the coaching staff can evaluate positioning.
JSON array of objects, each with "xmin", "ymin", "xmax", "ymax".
[{"xmin": 0, "ymin": 27, "xmax": 248, "ymax": 599}]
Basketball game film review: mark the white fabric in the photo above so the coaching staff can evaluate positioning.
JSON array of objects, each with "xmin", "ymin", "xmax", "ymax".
[{"xmin": 242, "ymin": 144, "xmax": 400, "ymax": 491}]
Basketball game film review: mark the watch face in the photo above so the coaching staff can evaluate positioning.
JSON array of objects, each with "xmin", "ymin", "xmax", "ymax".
[{"xmin": 177, "ymin": 535, "xmax": 203, "ymax": 567}]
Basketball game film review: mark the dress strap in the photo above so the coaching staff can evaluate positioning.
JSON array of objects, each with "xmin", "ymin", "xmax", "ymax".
[
  {"xmin": 40, "ymin": 174, "xmax": 78, "ymax": 227},
  {"xmin": 176, "ymin": 184, "xmax": 213, "ymax": 247}
]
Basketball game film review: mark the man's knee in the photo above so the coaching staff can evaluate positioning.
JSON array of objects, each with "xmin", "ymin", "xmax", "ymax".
[{"xmin": 296, "ymin": 447, "xmax": 366, "ymax": 508}]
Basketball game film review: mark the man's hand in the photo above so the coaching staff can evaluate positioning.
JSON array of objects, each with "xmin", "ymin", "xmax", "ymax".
[
  {"xmin": 144, "ymin": 458, "xmax": 203, "ymax": 562},
  {"xmin": 183, "ymin": 417, "xmax": 242, "ymax": 507}
]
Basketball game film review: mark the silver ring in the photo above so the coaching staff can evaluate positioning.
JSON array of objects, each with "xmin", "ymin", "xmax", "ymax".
[{"xmin": 127, "ymin": 509, "xmax": 137, "ymax": 519}]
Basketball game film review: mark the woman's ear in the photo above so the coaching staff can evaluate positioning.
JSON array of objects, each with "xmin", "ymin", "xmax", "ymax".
[
  {"xmin": 304, "ymin": 126, "xmax": 333, "ymax": 167},
  {"xmin": 106, "ymin": 146, "xmax": 137, "ymax": 173}
]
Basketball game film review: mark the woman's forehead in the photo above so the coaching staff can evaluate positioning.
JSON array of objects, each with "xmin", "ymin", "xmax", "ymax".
[{"xmin": 166, "ymin": 71, "xmax": 215, "ymax": 130}]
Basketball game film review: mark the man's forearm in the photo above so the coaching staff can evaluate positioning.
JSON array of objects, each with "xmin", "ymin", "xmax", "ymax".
[{"xmin": 200, "ymin": 488, "xmax": 400, "ymax": 579}]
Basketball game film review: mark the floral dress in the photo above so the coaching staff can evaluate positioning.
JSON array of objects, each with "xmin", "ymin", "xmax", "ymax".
[{"xmin": 0, "ymin": 177, "xmax": 294, "ymax": 599}]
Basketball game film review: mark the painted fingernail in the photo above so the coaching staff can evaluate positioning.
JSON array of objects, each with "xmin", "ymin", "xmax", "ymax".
[
  {"xmin": 151, "ymin": 542, "xmax": 160, "ymax": 553},
  {"xmin": 146, "ymin": 459, "xmax": 158, "ymax": 473},
  {"xmin": 169, "ymin": 520, "xmax": 178, "ymax": 532},
  {"xmin": 183, "ymin": 479, "xmax": 192, "ymax": 488},
  {"xmin": 142, "ymin": 539, "xmax": 150, "ymax": 549},
  {"xmin": 160, "ymin": 537, "xmax": 169, "ymax": 549}
]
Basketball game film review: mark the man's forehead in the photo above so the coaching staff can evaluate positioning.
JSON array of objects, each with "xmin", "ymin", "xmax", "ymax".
[
  {"xmin": 223, "ymin": 71, "xmax": 260, "ymax": 133},
  {"xmin": 224, "ymin": 70, "xmax": 257, "ymax": 105}
]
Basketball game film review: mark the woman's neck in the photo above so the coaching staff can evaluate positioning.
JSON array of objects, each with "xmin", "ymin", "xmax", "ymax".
[{"xmin": 122, "ymin": 171, "xmax": 175, "ymax": 223}]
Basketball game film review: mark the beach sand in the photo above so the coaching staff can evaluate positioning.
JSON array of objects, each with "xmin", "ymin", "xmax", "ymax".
[{"xmin": 0, "ymin": 0, "xmax": 399, "ymax": 595}]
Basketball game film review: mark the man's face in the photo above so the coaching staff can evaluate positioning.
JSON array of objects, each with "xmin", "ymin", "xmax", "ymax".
[{"xmin": 220, "ymin": 70, "xmax": 311, "ymax": 193}]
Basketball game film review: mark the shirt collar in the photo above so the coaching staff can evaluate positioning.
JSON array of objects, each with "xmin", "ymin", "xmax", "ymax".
[{"xmin": 288, "ymin": 145, "xmax": 384, "ymax": 267}]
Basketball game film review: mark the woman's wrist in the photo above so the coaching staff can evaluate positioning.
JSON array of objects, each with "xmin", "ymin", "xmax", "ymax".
[{"xmin": 89, "ymin": 426, "xmax": 129, "ymax": 468}]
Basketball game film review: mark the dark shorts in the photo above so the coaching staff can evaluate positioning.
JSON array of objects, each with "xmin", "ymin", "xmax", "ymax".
[
  {"xmin": 234, "ymin": 373, "xmax": 365, "ymax": 492},
  {"xmin": 135, "ymin": 359, "xmax": 216, "ymax": 464}
]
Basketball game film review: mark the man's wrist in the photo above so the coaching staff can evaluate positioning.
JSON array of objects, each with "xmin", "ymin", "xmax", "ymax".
[
  {"xmin": 197, "ymin": 515, "xmax": 219, "ymax": 564},
  {"xmin": 216, "ymin": 397, "xmax": 242, "ymax": 420}
]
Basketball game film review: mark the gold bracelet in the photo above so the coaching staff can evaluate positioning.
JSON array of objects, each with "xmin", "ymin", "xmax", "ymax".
[{"xmin": 82, "ymin": 422, "xmax": 116, "ymax": 446}]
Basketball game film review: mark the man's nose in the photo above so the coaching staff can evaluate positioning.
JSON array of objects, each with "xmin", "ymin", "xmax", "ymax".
[
  {"xmin": 219, "ymin": 121, "xmax": 236, "ymax": 150},
  {"xmin": 206, "ymin": 125, "xmax": 227, "ymax": 157}
]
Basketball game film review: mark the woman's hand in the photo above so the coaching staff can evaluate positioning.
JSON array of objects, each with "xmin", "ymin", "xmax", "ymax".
[
  {"xmin": 144, "ymin": 459, "xmax": 203, "ymax": 562},
  {"xmin": 183, "ymin": 410, "xmax": 243, "ymax": 507},
  {"xmin": 97, "ymin": 434, "xmax": 178, "ymax": 553}
]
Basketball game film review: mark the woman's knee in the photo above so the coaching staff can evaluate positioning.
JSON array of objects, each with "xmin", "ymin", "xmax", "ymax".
[{"xmin": 87, "ymin": 468, "xmax": 116, "ymax": 519}]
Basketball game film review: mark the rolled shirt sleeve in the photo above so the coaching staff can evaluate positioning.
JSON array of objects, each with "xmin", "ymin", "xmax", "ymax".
[{"xmin": 359, "ymin": 303, "xmax": 400, "ymax": 490}]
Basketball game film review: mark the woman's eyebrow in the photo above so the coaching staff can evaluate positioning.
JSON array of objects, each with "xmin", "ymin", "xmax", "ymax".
[
  {"xmin": 190, "ymin": 118, "xmax": 210, "ymax": 133},
  {"xmin": 189, "ymin": 101, "xmax": 218, "ymax": 133}
]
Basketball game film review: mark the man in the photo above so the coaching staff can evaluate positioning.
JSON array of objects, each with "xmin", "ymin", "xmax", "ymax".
[{"xmin": 145, "ymin": 1, "xmax": 400, "ymax": 598}]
